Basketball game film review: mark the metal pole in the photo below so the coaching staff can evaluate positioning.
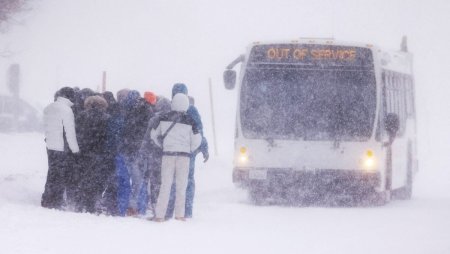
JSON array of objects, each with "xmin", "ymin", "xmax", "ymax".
[
  {"xmin": 102, "ymin": 71, "xmax": 107, "ymax": 92},
  {"xmin": 209, "ymin": 78, "xmax": 218, "ymax": 156}
]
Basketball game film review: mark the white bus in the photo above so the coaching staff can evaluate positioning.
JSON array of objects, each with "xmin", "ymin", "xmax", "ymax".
[{"xmin": 224, "ymin": 38, "xmax": 417, "ymax": 204}]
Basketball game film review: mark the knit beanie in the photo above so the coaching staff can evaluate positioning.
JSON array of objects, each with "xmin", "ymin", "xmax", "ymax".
[
  {"xmin": 171, "ymin": 83, "xmax": 188, "ymax": 98},
  {"xmin": 144, "ymin": 91, "xmax": 157, "ymax": 105},
  {"xmin": 58, "ymin": 87, "xmax": 75, "ymax": 103}
]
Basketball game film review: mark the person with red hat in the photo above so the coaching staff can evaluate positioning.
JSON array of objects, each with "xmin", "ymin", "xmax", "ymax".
[{"xmin": 144, "ymin": 91, "xmax": 157, "ymax": 106}]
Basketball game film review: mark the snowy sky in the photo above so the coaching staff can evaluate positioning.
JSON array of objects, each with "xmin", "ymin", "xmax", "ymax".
[{"xmin": 0, "ymin": 0, "xmax": 449, "ymax": 170}]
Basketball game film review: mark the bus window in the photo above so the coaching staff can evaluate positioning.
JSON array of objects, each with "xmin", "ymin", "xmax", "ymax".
[
  {"xmin": 240, "ymin": 67, "xmax": 376, "ymax": 141},
  {"xmin": 405, "ymin": 77, "xmax": 415, "ymax": 118}
]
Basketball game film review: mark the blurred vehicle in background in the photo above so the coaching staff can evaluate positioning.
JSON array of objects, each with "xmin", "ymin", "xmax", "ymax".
[{"xmin": 0, "ymin": 95, "xmax": 43, "ymax": 132}]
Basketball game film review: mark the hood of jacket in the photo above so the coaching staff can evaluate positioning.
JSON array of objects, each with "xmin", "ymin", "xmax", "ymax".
[
  {"xmin": 124, "ymin": 90, "xmax": 141, "ymax": 110},
  {"xmin": 116, "ymin": 88, "xmax": 130, "ymax": 104},
  {"xmin": 102, "ymin": 91, "xmax": 116, "ymax": 106},
  {"xmin": 171, "ymin": 93, "xmax": 189, "ymax": 112},
  {"xmin": 155, "ymin": 96, "xmax": 171, "ymax": 113},
  {"xmin": 58, "ymin": 87, "xmax": 76, "ymax": 103},
  {"xmin": 171, "ymin": 83, "xmax": 188, "ymax": 98},
  {"xmin": 84, "ymin": 95, "xmax": 108, "ymax": 111},
  {"xmin": 56, "ymin": 96, "xmax": 74, "ymax": 107}
]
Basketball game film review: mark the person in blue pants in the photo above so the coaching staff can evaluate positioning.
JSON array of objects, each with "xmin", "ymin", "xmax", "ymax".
[
  {"xmin": 106, "ymin": 88, "xmax": 138, "ymax": 216},
  {"xmin": 166, "ymin": 83, "xmax": 209, "ymax": 219},
  {"xmin": 116, "ymin": 154, "xmax": 131, "ymax": 216},
  {"xmin": 184, "ymin": 137, "xmax": 208, "ymax": 217}
]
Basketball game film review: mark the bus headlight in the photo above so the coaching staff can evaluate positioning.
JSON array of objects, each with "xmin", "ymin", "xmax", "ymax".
[
  {"xmin": 240, "ymin": 154, "xmax": 248, "ymax": 163},
  {"xmin": 362, "ymin": 149, "xmax": 377, "ymax": 171},
  {"xmin": 363, "ymin": 157, "xmax": 375, "ymax": 169},
  {"xmin": 239, "ymin": 146, "xmax": 248, "ymax": 164}
]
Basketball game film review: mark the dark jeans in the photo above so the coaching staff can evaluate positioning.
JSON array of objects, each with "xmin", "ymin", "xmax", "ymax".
[
  {"xmin": 103, "ymin": 154, "xmax": 118, "ymax": 215},
  {"xmin": 185, "ymin": 156, "xmax": 196, "ymax": 218},
  {"xmin": 148, "ymin": 153, "xmax": 163, "ymax": 209},
  {"xmin": 116, "ymin": 154, "xmax": 131, "ymax": 216},
  {"xmin": 67, "ymin": 154, "xmax": 82, "ymax": 206},
  {"xmin": 136, "ymin": 149, "xmax": 163, "ymax": 215},
  {"xmin": 76, "ymin": 153, "xmax": 109, "ymax": 213},
  {"xmin": 41, "ymin": 149, "xmax": 72, "ymax": 209}
]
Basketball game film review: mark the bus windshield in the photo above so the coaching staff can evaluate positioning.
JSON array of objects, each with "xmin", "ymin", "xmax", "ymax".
[{"xmin": 240, "ymin": 67, "xmax": 376, "ymax": 141}]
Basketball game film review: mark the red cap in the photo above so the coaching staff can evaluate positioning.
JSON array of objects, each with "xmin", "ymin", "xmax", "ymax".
[{"xmin": 144, "ymin": 91, "xmax": 157, "ymax": 105}]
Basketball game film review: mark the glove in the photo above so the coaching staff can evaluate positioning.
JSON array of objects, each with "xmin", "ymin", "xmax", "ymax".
[{"xmin": 202, "ymin": 151, "xmax": 209, "ymax": 163}]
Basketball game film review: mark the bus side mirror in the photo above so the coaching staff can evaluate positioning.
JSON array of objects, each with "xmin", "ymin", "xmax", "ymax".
[
  {"xmin": 384, "ymin": 113, "xmax": 399, "ymax": 139},
  {"xmin": 224, "ymin": 69, "xmax": 236, "ymax": 90}
]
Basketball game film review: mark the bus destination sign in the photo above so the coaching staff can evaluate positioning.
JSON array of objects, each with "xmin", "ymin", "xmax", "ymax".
[
  {"xmin": 267, "ymin": 48, "xmax": 356, "ymax": 61},
  {"xmin": 249, "ymin": 44, "xmax": 373, "ymax": 67}
]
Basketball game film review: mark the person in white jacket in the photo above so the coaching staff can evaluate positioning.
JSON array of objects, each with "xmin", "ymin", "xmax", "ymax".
[
  {"xmin": 150, "ymin": 93, "xmax": 201, "ymax": 221},
  {"xmin": 41, "ymin": 87, "xmax": 80, "ymax": 209}
]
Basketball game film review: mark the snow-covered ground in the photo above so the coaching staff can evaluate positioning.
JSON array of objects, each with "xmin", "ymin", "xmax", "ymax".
[{"xmin": 1, "ymin": 132, "xmax": 449, "ymax": 254}]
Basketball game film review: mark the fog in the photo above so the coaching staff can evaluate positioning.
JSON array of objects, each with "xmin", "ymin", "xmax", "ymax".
[{"xmin": 1, "ymin": 0, "xmax": 449, "ymax": 192}]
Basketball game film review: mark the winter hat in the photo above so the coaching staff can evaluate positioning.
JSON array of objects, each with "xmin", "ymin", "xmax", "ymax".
[
  {"xmin": 171, "ymin": 83, "xmax": 188, "ymax": 98},
  {"xmin": 58, "ymin": 87, "xmax": 75, "ymax": 103},
  {"xmin": 155, "ymin": 96, "xmax": 171, "ymax": 113},
  {"xmin": 144, "ymin": 91, "xmax": 157, "ymax": 105},
  {"xmin": 84, "ymin": 95, "xmax": 108, "ymax": 111},
  {"xmin": 102, "ymin": 91, "xmax": 116, "ymax": 106},
  {"xmin": 171, "ymin": 93, "xmax": 189, "ymax": 112},
  {"xmin": 79, "ymin": 88, "xmax": 95, "ymax": 101},
  {"xmin": 116, "ymin": 88, "xmax": 130, "ymax": 104},
  {"xmin": 124, "ymin": 90, "xmax": 141, "ymax": 109}
]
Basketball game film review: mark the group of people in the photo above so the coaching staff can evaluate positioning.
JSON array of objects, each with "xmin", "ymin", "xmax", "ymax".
[{"xmin": 41, "ymin": 83, "xmax": 208, "ymax": 221}]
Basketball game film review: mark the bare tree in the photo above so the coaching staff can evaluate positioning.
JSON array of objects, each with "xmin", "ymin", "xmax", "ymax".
[
  {"xmin": 0, "ymin": 0, "xmax": 29, "ymax": 57},
  {"xmin": 0, "ymin": 0, "xmax": 28, "ymax": 31}
]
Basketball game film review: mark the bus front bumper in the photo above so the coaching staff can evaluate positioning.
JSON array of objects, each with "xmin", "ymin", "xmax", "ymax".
[{"xmin": 233, "ymin": 168, "xmax": 381, "ymax": 192}]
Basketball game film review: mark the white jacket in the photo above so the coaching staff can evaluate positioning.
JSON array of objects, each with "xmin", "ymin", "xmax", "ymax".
[
  {"xmin": 150, "ymin": 94, "xmax": 201, "ymax": 155},
  {"xmin": 43, "ymin": 97, "xmax": 80, "ymax": 153}
]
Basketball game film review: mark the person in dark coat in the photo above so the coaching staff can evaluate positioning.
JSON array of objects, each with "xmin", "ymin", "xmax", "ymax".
[
  {"xmin": 135, "ymin": 91, "xmax": 159, "ymax": 214},
  {"xmin": 166, "ymin": 83, "xmax": 209, "ymax": 219},
  {"xmin": 75, "ymin": 95, "xmax": 110, "ymax": 213},
  {"xmin": 138, "ymin": 96, "xmax": 171, "ymax": 215},
  {"xmin": 66, "ymin": 87, "xmax": 96, "ymax": 208},
  {"xmin": 99, "ymin": 91, "xmax": 120, "ymax": 215},
  {"xmin": 42, "ymin": 87, "xmax": 80, "ymax": 209},
  {"xmin": 73, "ymin": 88, "xmax": 96, "ymax": 117},
  {"xmin": 107, "ymin": 89, "xmax": 129, "ymax": 216},
  {"xmin": 119, "ymin": 90, "xmax": 153, "ymax": 216}
]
